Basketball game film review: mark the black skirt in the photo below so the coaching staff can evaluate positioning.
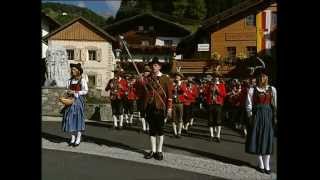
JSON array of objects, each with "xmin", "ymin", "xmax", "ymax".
[{"xmin": 245, "ymin": 104, "xmax": 274, "ymax": 155}]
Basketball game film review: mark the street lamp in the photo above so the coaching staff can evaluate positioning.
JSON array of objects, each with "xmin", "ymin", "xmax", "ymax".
[{"xmin": 114, "ymin": 48, "xmax": 122, "ymax": 59}]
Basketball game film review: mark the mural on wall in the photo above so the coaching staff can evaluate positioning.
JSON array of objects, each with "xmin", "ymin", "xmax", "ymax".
[{"xmin": 44, "ymin": 45, "xmax": 70, "ymax": 87}]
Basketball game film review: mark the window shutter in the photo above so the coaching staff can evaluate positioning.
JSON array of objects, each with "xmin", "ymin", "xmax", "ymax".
[
  {"xmin": 74, "ymin": 48, "xmax": 80, "ymax": 61},
  {"xmin": 97, "ymin": 48, "xmax": 102, "ymax": 62}
]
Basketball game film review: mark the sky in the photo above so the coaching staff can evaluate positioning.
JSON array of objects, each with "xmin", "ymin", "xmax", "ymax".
[{"xmin": 42, "ymin": 0, "xmax": 122, "ymax": 18}]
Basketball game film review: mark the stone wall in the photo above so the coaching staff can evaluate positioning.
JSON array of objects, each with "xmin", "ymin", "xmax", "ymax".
[{"xmin": 42, "ymin": 87, "xmax": 112, "ymax": 120}]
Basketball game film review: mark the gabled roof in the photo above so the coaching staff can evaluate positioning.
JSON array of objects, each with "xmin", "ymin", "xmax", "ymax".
[
  {"xmin": 104, "ymin": 12, "xmax": 191, "ymax": 35},
  {"xmin": 200, "ymin": 0, "xmax": 276, "ymax": 31},
  {"xmin": 41, "ymin": 12, "xmax": 61, "ymax": 30},
  {"xmin": 42, "ymin": 16, "xmax": 116, "ymax": 42}
]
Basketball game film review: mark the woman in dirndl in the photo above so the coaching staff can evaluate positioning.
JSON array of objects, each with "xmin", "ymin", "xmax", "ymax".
[
  {"xmin": 62, "ymin": 63, "xmax": 88, "ymax": 147},
  {"xmin": 245, "ymin": 70, "xmax": 277, "ymax": 174}
]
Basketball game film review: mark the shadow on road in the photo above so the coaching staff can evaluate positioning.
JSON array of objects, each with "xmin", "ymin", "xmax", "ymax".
[
  {"xmin": 42, "ymin": 132, "xmax": 147, "ymax": 156},
  {"xmin": 164, "ymin": 143, "xmax": 256, "ymax": 169}
]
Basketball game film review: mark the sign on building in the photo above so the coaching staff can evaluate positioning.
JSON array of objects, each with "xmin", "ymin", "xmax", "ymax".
[{"xmin": 197, "ymin": 44, "xmax": 209, "ymax": 52}]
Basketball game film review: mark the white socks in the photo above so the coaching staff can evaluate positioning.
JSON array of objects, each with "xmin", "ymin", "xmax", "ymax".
[
  {"xmin": 119, "ymin": 115, "xmax": 124, "ymax": 127},
  {"xmin": 70, "ymin": 134, "xmax": 76, "ymax": 143},
  {"xmin": 150, "ymin": 136, "xmax": 156, "ymax": 152},
  {"xmin": 173, "ymin": 123, "xmax": 177, "ymax": 135},
  {"xmin": 75, "ymin": 131, "xmax": 81, "ymax": 144},
  {"xmin": 216, "ymin": 126, "xmax": 221, "ymax": 138},
  {"xmin": 185, "ymin": 123, "xmax": 190, "ymax": 130},
  {"xmin": 178, "ymin": 122, "xmax": 183, "ymax": 135},
  {"xmin": 113, "ymin": 115, "xmax": 118, "ymax": 127},
  {"xmin": 141, "ymin": 118, "xmax": 146, "ymax": 131},
  {"xmin": 146, "ymin": 122, "xmax": 149, "ymax": 131},
  {"xmin": 263, "ymin": 155, "xmax": 271, "ymax": 170},
  {"xmin": 258, "ymin": 155, "xmax": 265, "ymax": 169},
  {"xmin": 129, "ymin": 114, "xmax": 133, "ymax": 124},
  {"xmin": 209, "ymin": 127, "xmax": 214, "ymax": 137},
  {"xmin": 190, "ymin": 118, "xmax": 194, "ymax": 126},
  {"xmin": 157, "ymin": 135, "xmax": 164, "ymax": 152},
  {"xmin": 125, "ymin": 114, "xmax": 129, "ymax": 123}
]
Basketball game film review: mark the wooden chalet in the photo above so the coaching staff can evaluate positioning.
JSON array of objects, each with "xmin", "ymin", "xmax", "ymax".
[
  {"xmin": 104, "ymin": 12, "xmax": 191, "ymax": 73},
  {"xmin": 43, "ymin": 17, "xmax": 117, "ymax": 96},
  {"xmin": 175, "ymin": 0, "xmax": 277, "ymax": 78}
]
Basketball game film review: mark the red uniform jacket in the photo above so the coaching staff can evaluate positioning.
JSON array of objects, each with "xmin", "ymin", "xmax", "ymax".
[
  {"xmin": 127, "ymin": 82, "xmax": 138, "ymax": 100},
  {"xmin": 184, "ymin": 83, "xmax": 198, "ymax": 105},
  {"xmin": 172, "ymin": 81, "xmax": 187, "ymax": 104},
  {"xmin": 105, "ymin": 78, "xmax": 128, "ymax": 100},
  {"xmin": 204, "ymin": 82, "xmax": 226, "ymax": 105},
  {"xmin": 135, "ymin": 76, "xmax": 148, "ymax": 100}
]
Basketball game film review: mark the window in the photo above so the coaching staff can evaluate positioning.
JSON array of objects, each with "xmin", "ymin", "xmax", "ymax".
[
  {"xmin": 149, "ymin": 26, "xmax": 154, "ymax": 31},
  {"xmin": 88, "ymin": 75, "xmax": 96, "ymax": 88},
  {"xmin": 245, "ymin": 14, "xmax": 256, "ymax": 26},
  {"xmin": 247, "ymin": 46, "xmax": 257, "ymax": 57},
  {"xmin": 88, "ymin": 50, "xmax": 97, "ymax": 61},
  {"xmin": 141, "ymin": 40, "xmax": 149, "ymax": 46},
  {"xmin": 138, "ymin": 26, "xmax": 144, "ymax": 31},
  {"xmin": 271, "ymin": 12, "xmax": 277, "ymax": 27},
  {"xmin": 227, "ymin": 47, "xmax": 236, "ymax": 58},
  {"xmin": 164, "ymin": 40, "xmax": 173, "ymax": 46},
  {"xmin": 66, "ymin": 49, "xmax": 74, "ymax": 60}
]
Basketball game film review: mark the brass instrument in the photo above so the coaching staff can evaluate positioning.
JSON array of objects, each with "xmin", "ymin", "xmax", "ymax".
[
  {"xmin": 211, "ymin": 82, "xmax": 218, "ymax": 102},
  {"xmin": 173, "ymin": 80, "xmax": 180, "ymax": 103}
]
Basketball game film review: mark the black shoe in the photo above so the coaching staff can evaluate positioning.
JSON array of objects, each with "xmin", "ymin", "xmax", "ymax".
[
  {"xmin": 215, "ymin": 137, "xmax": 221, "ymax": 143},
  {"xmin": 68, "ymin": 142, "xmax": 74, "ymax": 146},
  {"xmin": 156, "ymin": 152, "xmax": 163, "ymax": 161},
  {"xmin": 177, "ymin": 134, "xmax": 182, "ymax": 138},
  {"xmin": 73, "ymin": 142, "xmax": 80, "ymax": 147},
  {"xmin": 265, "ymin": 169, "xmax": 271, "ymax": 174},
  {"xmin": 256, "ymin": 167, "xmax": 265, "ymax": 173},
  {"xmin": 118, "ymin": 126, "xmax": 123, "ymax": 130},
  {"xmin": 144, "ymin": 151, "xmax": 155, "ymax": 159},
  {"xmin": 209, "ymin": 136, "xmax": 214, "ymax": 142}
]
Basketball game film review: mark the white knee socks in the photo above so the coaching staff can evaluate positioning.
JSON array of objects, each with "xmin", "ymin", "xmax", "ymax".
[
  {"xmin": 263, "ymin": 155, "xmax": 271, "ymax": 170},
  {"xmin": 209, "ymin": 127, "xmax": 214, "ymax": 137},
  {"xmin": 119, "ymin": 115, "xmax": 124, "ymax": 127},
  {"xmin": 129, "ymin": 114, "xmax": 133, "ymax": 124},
  {"xmin": 113, "ymin": 115, "xmax": 118, "ymax": 127},
  {"xmin": 150, "ymin": 136, "xmax": 156, "ymax": 152},
  {"xmin": 258, "ymin": 155, "xmax": 265, "ymax": 169},
  {"xmin": 173, "ymin": 123, "xmax": 177, "ymax": 135},
  {"xmin": 178, "ymin": 122, "xmax": 183, "ymax": 135},
  {"xmin": 70, "ymin": 134, "xmax": 76, "ymax": 143},
  {"xmin": 146, "ymin": 122, "xmax": 149, "ymax": 131},
  {"xmin": 75, "ymin": 131, "xmax": 81, "ymax": 144},
  {"xmin": 216, "ymin": 126, "xmax": 221, "ymax": 138},
  {"xmin": 157, "ymin": 135, "xmax": 164, "ymax": 152},
  {"xmin": 190, "ymin": 118, "xmax": 194, "ymax": 126},
  {"xmin": 141, "ymin": 118, "xmax": 146, "ymax": 131}
]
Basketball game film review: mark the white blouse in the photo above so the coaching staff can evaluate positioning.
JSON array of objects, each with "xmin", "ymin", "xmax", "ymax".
[
  {"xmin": 66, "ymin": 78, "xmax": 88, "ymax": 98},
  {"xmin": 246, "ymin": 85, "xmax": 277, "ymax": 117}
]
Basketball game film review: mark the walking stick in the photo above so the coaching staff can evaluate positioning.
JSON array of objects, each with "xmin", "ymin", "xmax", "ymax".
[{"xmin": 118, "ymin": 36, "xmax": 167, "ymax": 109}]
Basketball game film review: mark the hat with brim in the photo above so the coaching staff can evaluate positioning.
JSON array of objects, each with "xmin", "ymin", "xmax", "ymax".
[
  {"xmin": 149, "ymin": 57, "xmax": 162, "ymax": 66},
  {"xmin": 254, "ymin": 68, "xmax": 268, "ymax": 77},
  {"xmin": 143, "ymin": 65, "xmax": 151, "ymax": 72},
  {"xmin": 70, "ymin": 63, "xmax": 83, "ymax": 75}
]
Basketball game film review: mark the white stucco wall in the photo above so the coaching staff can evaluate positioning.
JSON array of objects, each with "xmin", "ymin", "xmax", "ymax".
[{"xmin": 48, "ymin": 40, "xmax": 115, "ymax": 96}]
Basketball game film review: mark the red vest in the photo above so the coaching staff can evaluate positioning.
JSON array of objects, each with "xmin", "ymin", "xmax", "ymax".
[
  {"xmin": 204, "ymin": 82, "xmax": 226, "ymax": 105},
  {"xmin": 253, "ymin": 87, "xmax": 272, "ymax": 105}
]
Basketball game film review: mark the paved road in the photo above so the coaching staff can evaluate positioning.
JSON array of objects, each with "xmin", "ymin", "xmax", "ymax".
[
  {"xmin": 42, "ymin": 117, "xmax": 277, "ymax": 173},
  {"xmin": 42, "ymin": 149, "xmax": 226, "ymax": 180}
]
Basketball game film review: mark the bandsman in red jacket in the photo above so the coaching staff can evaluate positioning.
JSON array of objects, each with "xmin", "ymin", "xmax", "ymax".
[
  {"xmin": 105, "ymin": 67, "xmax": 128, "ymax": 130},
  {"xmin": 125, "ymin": 75, "xmax": 138, "ymax": 127},
  {"xmin": 135, "ymin": 65, "xmax": 151, "ymax": 133},
  {"xmin": 170, "ymin": 72, "xmax": 187, "ymax": 138},
  {"xmin": 183, "ymin": 76, "xmax": 198, "ymax": 134},
  {"xmin": 204, "ymin": 75, "xmax": 227, "ymax": 142}
]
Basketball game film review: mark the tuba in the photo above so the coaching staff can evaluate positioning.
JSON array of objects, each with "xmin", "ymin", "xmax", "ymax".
[{"xmin": 211, "ymin": 82, "xmax": 217, "ymax": 102}]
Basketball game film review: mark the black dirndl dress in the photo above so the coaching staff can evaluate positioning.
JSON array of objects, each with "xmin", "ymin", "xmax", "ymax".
[{"xmin": 245, "ymin": 87, "xmax": 274, "ymax": 155}]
